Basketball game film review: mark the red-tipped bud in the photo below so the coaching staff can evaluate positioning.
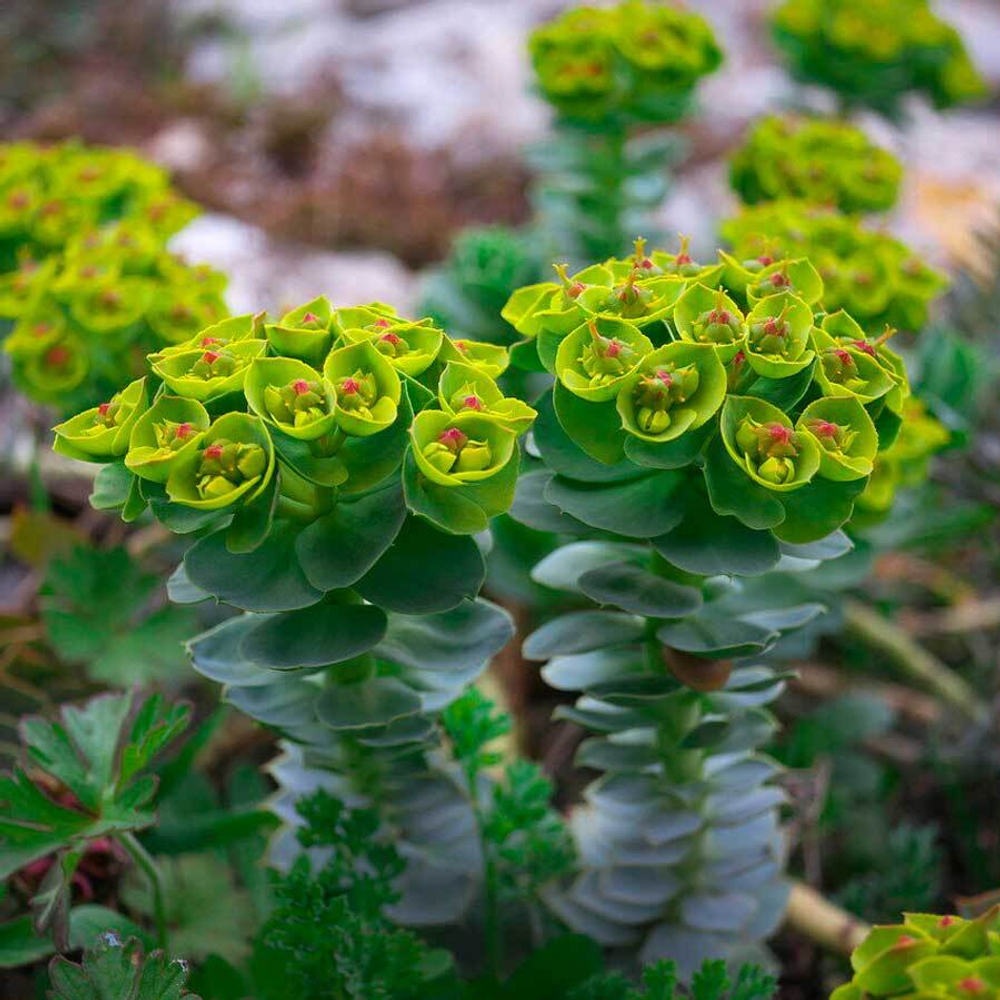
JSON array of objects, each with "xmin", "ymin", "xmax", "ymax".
[
  {"xmin": 958, "ymin": 977, "xmax": 986, "ymax": 994},
  {"xmin": 201, "ymin": 336, "xmax": 220, "ymax": 347},
  {"xmin": 33, "ymin": 322, "xmax": 51, "ymax": 337},
  {"xmin": 176, "ymin": 422, "xmax": 195, "ymax": 440},
  {"xmin": 605, "ymin": 339, "xmax": 622, "ymax": 358},
  {"xmin": 380, "ymin": 332, "xmax": 401, "ymax": 346},
  {"xmin": 768, "ymin": 424, "xmax": 792, "ymax": 445},
  {"xmin": 892, "ymin": 936, "xmax": 917, "ymax": 950},
  {"xmin": 46, "ymin": 346, "xmax": 70, "ymax": 367},
  {"xmin": 302, "ymin": 312, "xmax": 320, "ymax": 325},
  {"xmin": 292, "ymin": 379, "xmax": 311, "ymax": 396},
  {"xmin": 97, "ymin": 402, "xmax": 111, "ymax": 416},
  {"xmin": 201, "ymin": 351, "xmax": 220, "ymax": 364},
  {"xmin": 439, "ymin": 427, "xmax": 468, "ymax": 451},
  {"xmin": 204, "ymin": 443, "xmax": 224, "ymax": 460},
  {"xmin": 854, "ymin": 271, "xmax": 872, "ymax": 287},
  {"xmin": 655, "ymin": 369, "xmax": 674, "ymax": 386},
  {"xmin": 340, "ymin": 377, "xmax": 360, "ymax": 394},
  {"xmin": 814, "ymin": 420, "xmax": 839, "ymax": 438},
  {"xmin": 733, "ymin": 350, "xmax": 746, "ymax": 367},
  {"xmin": 769, "ymin": 271, "xmax": 790, "ymax": 288},
  {"xmin": 852, "ymin": 339, "xmax": 876, "ymax": 356},
  {"xmin": 373, "ymin": 318, "xmax": 391, "ymax": 328},
  {"xmin": 834, "ymin": 348, "xmax": 852, "ymax": 364},
  {"xmin": 938, "ymin": 916, "xmax": 957, "ymax": 928},
  {"xmin": 463, "ymin": 394, "xmax": 483, "ymax": 411}
]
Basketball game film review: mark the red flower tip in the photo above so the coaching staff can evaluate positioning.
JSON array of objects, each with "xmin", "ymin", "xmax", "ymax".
[
  {"xmin": 893, "ymin": 935, "xmax": 917, "ymax": 949},
  {"xmin": 176, "ymin": 422, "xmax": 194, "ymax": 439},
  {"xmin": 201, "ymin": 336, "xmax": 219, "ymax": 347},
  {"xmin": 7, "ymin": 190, "xmax": 29, "ymax": 209},
  {"xmin": 733, "ymin": 350, "xmax": 746, "ymax": 366},
  {"xmin": 380, "ymin": 331, "xmax": 401, "ymax": 345},
  {"xmin": 302, "ymin": 311, "xmax": 320, "ymax": 325},
  {"xmin": 833, "ymin": 348, "xmax": 852, "ymax": 363},
  {"xmin": 757, "ymin": 254, "xmax": 774, "ymax": 266},
  {"xmin": 768, "ymin": 424, "xmax": 792, "ymax": 444},
  {"xmin": 854, "ymin": 271, "xmax": 872, "ymax": 286},
  {"xmin": 292, "ymin": 379, "xmax": 311, "ymax": 396},
  {"xmin": 463, "ymin": 395, "xmax": 483, "ymax": 410},
  {"xmin": 33, "ymin": 322, "xmax": 51, "ymax": 337},
  {"xmin": 204, "ymin": 443, "xmax": 223, "ymax": 460},
  {"xmin": 340, "ymin": 377, "xmax": 360, "ymax": 394},
  {"xmin": 815, "ymin": 420, "xmax": 838, "ymax": 437},
  {"xmin": 655, "ymin": 369, "xmax": 673, "ymax": 386},
  {"xmin": 605, "ymin": 339, "xmax": 622, "ymax": 358},
  {"xmin": 373, "ymin": 318, "xmax": 391, "ymax": 328},
  {"xmin": 852, "ymin": 339, "xmax": 876, "ymax": 356},
  {"xmin": 98, "ymin": 402, "xmax": 111, "ymax": 416},
  {"xmin": 439, "ymin": 427, "xmax": 468, "ymax": 450},
  {"xmin": 769, "ymin": 271, "xmax": 790, "ymax": 287},
  {"xmin": 201, "ymin": 350, "xmax": 220, "ymax": 364},
  {"xmin": 455, "ymin": 340, "xmax": 469, "ymax": 353},
  {"xmin": 958, "ymin": 977, "xmax": 986, "ymax": 994},
  {"xmin": 45, "ymin": 345, "xmax": 70, "ymax": 367},
  {"xmin": 938, "ymin": 915, "xmax": 957, "ymax": 928}
]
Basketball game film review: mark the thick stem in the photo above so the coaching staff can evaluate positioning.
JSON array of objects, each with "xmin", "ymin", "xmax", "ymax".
[
  {"xmin": 785, "ymin": 880, "xmax": 869, "ymax": 955},
  {"xmin": 120, "ymin": 832, "xmax": 168, "ymax": 952},
  {"xmin": 842, "ymin": 599, "xmax": 986, "ymax": 725}
]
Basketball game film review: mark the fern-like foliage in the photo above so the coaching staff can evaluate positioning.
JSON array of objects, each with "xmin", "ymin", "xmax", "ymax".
[{"xmin": 253, "ymin": 790, "xmax": 448, "ymax": 1000}]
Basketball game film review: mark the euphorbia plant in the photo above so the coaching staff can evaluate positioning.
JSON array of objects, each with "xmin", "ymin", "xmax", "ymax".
[
  {"xmin": 729, "ymin": 115, "xmax": 903, "ymax": 215},
  {"xmin": 527, "ymin": 1, "xmax": 722, "ymax": 264},
  {"xmin": 771, "ymin": 0, "xmax": 986, "ymax": 118},
  {"xmin": 0, "ymin": 141, "xmax": 226, "ymax": 413},
  {"xmin": 52, "ymin": 297, "xmax": 540, "ymax": 946},
  {"xmin": 501, "ymin": 237, "xmax": 918, "ymax": 974}
]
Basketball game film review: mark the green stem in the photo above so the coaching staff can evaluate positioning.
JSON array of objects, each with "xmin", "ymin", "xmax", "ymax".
[
  {"xmin": 121, "ymin": 832, "xmax": 168, "ymax": 952},
  {"xmin": 842, "ymin": 599, "xmax": 986, "ymax": 725}
]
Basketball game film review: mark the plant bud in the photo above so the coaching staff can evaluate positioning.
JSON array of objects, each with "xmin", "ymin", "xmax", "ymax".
[
  {"xmin": 455, "ymin": 438, "xmax": 492, "ymax": 473},
  {"xmin": 422, "ymin": 441, "xmax": 459, "ymax": 474}
]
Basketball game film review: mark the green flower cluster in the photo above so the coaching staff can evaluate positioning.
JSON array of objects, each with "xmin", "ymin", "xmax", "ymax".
[
  {"xmin": 528, "ymin": 1, "xmax": 722, "ymax": 124},
  {"xmin": 772, "ymin": 0, "xmax": 986, "ymax": 116},
  {"xmin": 856, "ymin": 397, "xmax": 950, "ymax": 514},
  {"xmin": 0, "ymin": 141, "xmax": 224, "ymax": 413},
  {"xmin": 832, "ymin": 907, "xmax": 1000, "ymax": 999},
  {"xmin": 721, "ymin": 201, "xmax": 947, "ymax": 332},
  {"xmin": 505, "ymin": 236, "xmax": 919, "ymax": 541},
  {"xmin": 54, "ymin": 298, "xmax": 533, "ymax": 535},
  {"xmin": 729, "ymin": 115, "xmax": 903, "ymax": 214}
]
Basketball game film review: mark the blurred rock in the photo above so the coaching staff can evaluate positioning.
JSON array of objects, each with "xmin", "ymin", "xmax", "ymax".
[
  {"xmin": 170, "ymin": 213, "xmax": 417, "ymax": 314},
  {"xmin": 146, "ymin": 118, "xmax": 215, "ymax": 175}
]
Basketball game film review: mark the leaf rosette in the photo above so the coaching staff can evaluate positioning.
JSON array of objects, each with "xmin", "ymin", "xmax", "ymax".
[
  {"xmin": 721, "ymin": 395, "xmax": 820, "ymax": 491},
  {"xmin": 323, "ymin": 340, "xmax": 402, "ymax": 437},
  {"xmin": 555, "ymin": 314, "xmax": 653, "ymax": 401},
  {"xmin": 410, "ymin": 410, "xmax": 516, "ymax": 487},
  {"xmin": 165, "ymin": 411, "xmax": 275, "ymax": 510},
  {"xmin": 811, "ymin": 336, "xmax": 895, "ymax": 404},
  {"xmin": 673, "ymin": 283, "xmax": 746, "ymax": 363},
  {"xmin": 124, "ymin": 395, "xmax": 210, "ymax": 482},
  {"xmin": 615, "ymin": 341, "xmax": 726, "ymax": 442},
  {"xmin": 340, "ymin": 317, "xmax": 444, "ymax": 378},
  {"xmin": 438, "ymin": 361, "xmax": 537, "ymax": 434},
  {"xmin": 746, "ymin": 257, "xmax": 823, "ymax": 307},
  {"xmin": 796, "ymin": 396, "xmax": 878, "ymax": 481},
  {"xmin": 265, "ymin": 296, "xmax": 333, "ymax": 365},
  {"xmin": 246, "ymin": 356, "xmax": 338, "ymax": 441},
  {"xmin": 151, "ymin": 340, "xmax": 266, "ymax": 403},
  {"xmin": 53, "ymin": 377, "xmax": 148, "ymax": 461},
  {"xmin": 744, "ymin": 291, "xmax": 815, "ymax": 377}
]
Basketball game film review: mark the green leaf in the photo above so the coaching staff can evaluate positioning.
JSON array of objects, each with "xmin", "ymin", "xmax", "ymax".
[
  {"xmin": 743, "ymin": 360, "xmax": 816, "ymax": 410},
  {"xmin": 355, "ymin": 516, "xmax": 485, "ymax": 614},
  {"xmin": 533, "ymin": 391, "xmax": 642, "ymax": 484},
  {"xmin": 509, "ymin": 470, "xmax": 590, "ymax": 534},
  {"xmin": 544, "ymin": 470, "xmax": 685, "ymax": 538},
  {"xmin": 315, "ymin": 677, "xmax": 423, "ymax": 730},
  {"xmin": 239, "ymin": 600, "xmax": 387, "ymax": 669},
  {"xmin": 295, "ymin": 480, "xmax": 406, "ymax": 591},
  {"xmin": 120, "ymin": 854, "xmax": 255, "ymax": 967},
  {"xmin": 773, "ymin": 477, "xmax": 868, "ymax": 544},
  {"xmin": 225, "ymin": 468, "xmax": 279, "ymax": 553},
  {"xmin": 578, "ymin": 562, "xmax": 703, "ymax": 618},
  {"xmin": 657, "ymin": 613, "xmax": 778, "ymax": 659},
  {"xmin": 0, "ymin": 692, "xmax": 188, "ymax": 879},
  {"xmin": 503, "ymin": 934, "xmax": 605, "ymax": 998},
  {"xmin": 624, "ymin": 421, "xmax": 715, "ymax": 470},
  {"xmin": 553, "ymin": 382, "xmax": 626, "ymax": 465},
  {"xmin": 49, "ymin": 933, "xmax": 202, "ymax": 998},
  {"xmin": 89, "ymin": 462, "xmax": 133, "ymax": 511},
  {"xmin": 524, "ymin": 610, "xmax": 645, "ymax": 659},
  {"xmin": 184, "ymin": 523, "xmax": 323, "ymax": 613},
  {"xmin": 703, "ymin": 436, "xmax": 785, "ymax": 530},
  {"xmin": 41, "ymin": 544, "xmax": 196, "ymax": 685},
  {"xmin": 652, "ymin": 498, "xmax": 781, "ymax": 577},
  {"xmin": 403, "ymin": 446, "xmax": 520, "ymax": 535}
]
